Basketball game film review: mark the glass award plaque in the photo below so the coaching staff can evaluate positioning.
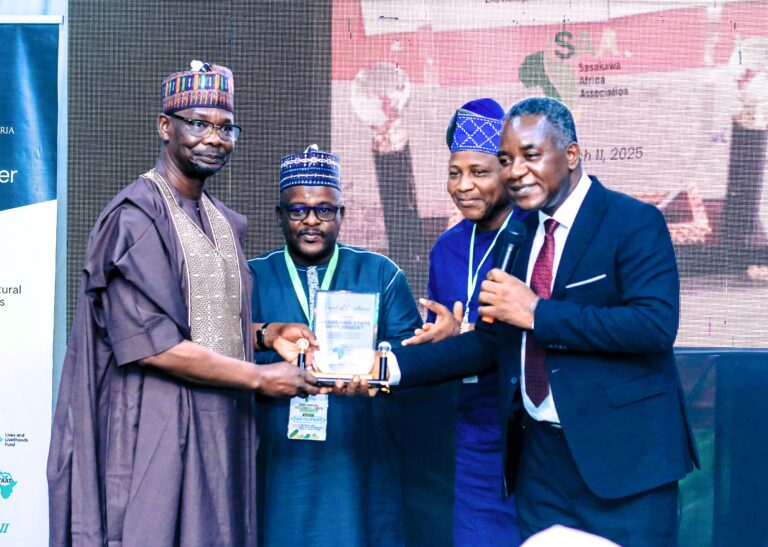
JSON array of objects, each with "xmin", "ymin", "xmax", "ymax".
[{"xmin": 311, "ymin": 290, "xmax": 389, "ymax": 386}]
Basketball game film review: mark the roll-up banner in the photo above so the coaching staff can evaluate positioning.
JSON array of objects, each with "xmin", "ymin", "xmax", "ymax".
[{"xmin": 0, "ymin": 17, "xmax": 61, "ymax": 545}]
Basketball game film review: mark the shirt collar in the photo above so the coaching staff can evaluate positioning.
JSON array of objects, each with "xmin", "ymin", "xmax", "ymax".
[
  {"xmin": 537, "ymin": 171, "xmax": 592, "ymax": 230},
  {"xmin": 294, "ymin": 262, "xmax": 329, "ymax": 272}
]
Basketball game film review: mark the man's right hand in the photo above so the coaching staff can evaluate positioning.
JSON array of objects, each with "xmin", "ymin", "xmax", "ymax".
[{"xmin": 255, "ymin": 362, "xmax": 325, "ymax": 398}]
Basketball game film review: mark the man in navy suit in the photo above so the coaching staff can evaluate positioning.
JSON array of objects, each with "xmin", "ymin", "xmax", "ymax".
[{"xmin": 382, "ymin": 97, "xmax": 699, "ymax": 545}]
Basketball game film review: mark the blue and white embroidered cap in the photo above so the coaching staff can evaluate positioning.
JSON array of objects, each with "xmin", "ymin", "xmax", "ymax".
[
  {"xmin": 447, "ymin": 98, "xmax": 505, "ymax": 155},
  {"xmin": 279, "ymin": 144, "xmax": 341, "ymax": 191}
]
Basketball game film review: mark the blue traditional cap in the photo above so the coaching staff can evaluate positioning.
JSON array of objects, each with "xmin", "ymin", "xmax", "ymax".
[
  {"xmin": 446, "ymin": 98, "xmax": 505, "ymax": 155},
  {"xmin": 162, "ymin": 60, "xmax": 234, "ymax": 114},
  {"xmin": 279, "ymin": 145, "xmax": 341, "ymax": 192}
]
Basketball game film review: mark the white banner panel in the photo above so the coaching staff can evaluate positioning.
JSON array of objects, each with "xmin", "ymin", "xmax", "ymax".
[{"xmin": 0, "ymin": 201, "xmax": 56, "ymax": 545}]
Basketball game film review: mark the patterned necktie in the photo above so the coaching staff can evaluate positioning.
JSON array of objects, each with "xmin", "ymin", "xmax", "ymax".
[
  {"xmin": 525, "ymin": 218, "xmax": 559, "ymax": 407},
  {"xmin": 307, "ymin": 265, "xmax": 319, "ymax": 319}
]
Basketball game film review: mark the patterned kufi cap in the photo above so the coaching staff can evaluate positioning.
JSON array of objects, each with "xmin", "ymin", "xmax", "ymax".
[
  {"xmin": 279, "ymin": 144, "xmax": 341, "ymax": 192},
  {"xmin": 446, "ymin": 98, "xmax": 504, "ymax": 155},
  {"xmin": 162, "ymin": 60, "xmax": 234, "ymax": 114}
]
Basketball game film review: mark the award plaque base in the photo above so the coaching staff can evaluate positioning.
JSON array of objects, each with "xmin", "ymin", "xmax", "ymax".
[{"xmin": 314, "ymin": 373, "xmax": 390, "ymax": 390}]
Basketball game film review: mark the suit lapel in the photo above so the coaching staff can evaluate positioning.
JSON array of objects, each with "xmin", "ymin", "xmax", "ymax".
[{"xmin": 551, "ymin": 176, "xmax": 608, "ymax": 299}]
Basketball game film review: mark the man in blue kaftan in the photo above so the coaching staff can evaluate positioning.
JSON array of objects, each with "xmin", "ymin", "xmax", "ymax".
[{"xmin": 248, "ymin": 145, "xmax": 422, "ymax": 547}]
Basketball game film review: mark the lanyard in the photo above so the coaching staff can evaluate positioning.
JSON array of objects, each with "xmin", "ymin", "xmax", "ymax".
[
  {"xmin": 284, "ymin": 245, "xmax": 340, "ymax": 329},
  {"xmin": 465, "ymin": 212, "xmax": 513, "ymax": 323}
]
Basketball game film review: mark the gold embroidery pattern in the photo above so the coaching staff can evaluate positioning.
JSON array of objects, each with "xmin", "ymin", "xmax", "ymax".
[{"xmin": 147, "ymin": 170, "xmax": 245, "ymax": 360}]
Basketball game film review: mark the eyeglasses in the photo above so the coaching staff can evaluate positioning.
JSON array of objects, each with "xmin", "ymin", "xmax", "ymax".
[
  {"xmin": 166, "ymin": 113, "xmax": 242, "ymax": 142},
  {"xmin": 281, "ymin": 204, "xmax": 342, "ymax": 221}
]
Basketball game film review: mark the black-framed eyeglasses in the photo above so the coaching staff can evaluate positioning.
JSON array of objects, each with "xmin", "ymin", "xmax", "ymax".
[
  {"xmin": 166, "ymin": 113, "xmax": 242, "ymax": 142},
  {"xmin": 280, "ymin": 204, "xmax": 342, "ymax": 221}
]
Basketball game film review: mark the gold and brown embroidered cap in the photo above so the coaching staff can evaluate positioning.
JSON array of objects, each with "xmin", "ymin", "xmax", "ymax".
[{"xmin": 161, "ymin": 60, "xmax": 234, "ymax": 114}]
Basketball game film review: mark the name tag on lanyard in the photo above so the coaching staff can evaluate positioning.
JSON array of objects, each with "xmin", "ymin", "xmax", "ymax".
[
  {"xmin": 283, "ymin": 245, "xmax": 339, "ymax": 442},
  {"xmin": 461, "ymin": 319, "xmax": 477, "ymax": 383},
  {"xmin": 462, "ymin": 214, "xmax": 511, "ymax": 385},
  {"xmin": 287, "ymin": 394, "xmax": 329, "ymax": 441}
]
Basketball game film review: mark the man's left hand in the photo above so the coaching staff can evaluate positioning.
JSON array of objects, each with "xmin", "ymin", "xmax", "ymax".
[
  {"xmin": 327, "ymin": 351, "xmax": 391, "ymax": 397},
  {"xmin": 401, "ymin": 299, "xmax": 463, "ymax": 346},
  {"xmin": 477, "ymin": 268, "xmax": 539, "ymax": 329},
  {"xmin": 330, "ymin": 376, "xmax": 379, "ymax": 397}
]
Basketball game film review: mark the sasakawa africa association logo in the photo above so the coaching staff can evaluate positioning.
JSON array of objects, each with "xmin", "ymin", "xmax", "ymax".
[{"xmin": 0, "ymin": 471, "xmax": 17, "ymax": 499}]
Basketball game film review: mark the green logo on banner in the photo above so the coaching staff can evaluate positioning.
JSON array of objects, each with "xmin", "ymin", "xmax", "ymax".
[{"xmin": 0, "ymin": 471, "xmax": 17, "ymax": 499}]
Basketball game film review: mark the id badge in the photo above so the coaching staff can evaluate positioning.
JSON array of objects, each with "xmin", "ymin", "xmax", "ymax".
[
  {"xmin": 460, "ymin": 319, "xmax": 477, "ymax": 383},
  {"xmin": 287, "ymin": 394, "xmax": 329, "ymax": 441}
]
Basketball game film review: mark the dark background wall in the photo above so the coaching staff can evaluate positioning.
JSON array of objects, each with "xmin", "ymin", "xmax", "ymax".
[{"xmin": 68, "ymin": 0, "xmax": 332, "ymax": 323}]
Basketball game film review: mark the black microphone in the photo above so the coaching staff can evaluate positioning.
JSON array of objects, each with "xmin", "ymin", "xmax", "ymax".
[
  {"xmin": 377, "ymin": 341, "xmax": 391, "ymax": 382},
  {"xmin": 482, "ymin": 220, "xmax": 527, "ymax": 323}
]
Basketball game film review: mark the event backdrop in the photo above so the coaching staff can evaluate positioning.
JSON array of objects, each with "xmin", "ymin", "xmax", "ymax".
[
  {"xmin": 331, "ymin": 0, "xmax": 768, "ymax": 348},
  {"xmin": 66, "ymin": 0, "xmax": 768, "ymax": 348},
  {"xmin": 64, "ymin": 2, "xmax": 768, "ymax": 546},
  {"xmin": 0, "ymin": 19, "xmax": 59, "ymax": 546}
]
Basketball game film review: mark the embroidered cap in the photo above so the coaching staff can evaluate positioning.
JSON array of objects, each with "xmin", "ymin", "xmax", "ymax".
[
  {"xmin": 162, "ymin": 60, "xmax": 234, "ymax": 114},
  {"xmin": 279, "ymin": 145, "xmax": 341, "ymax": 192},
  {"xmin": 446, "ymin": 98, "xmax": 504, "ymax": 155}
]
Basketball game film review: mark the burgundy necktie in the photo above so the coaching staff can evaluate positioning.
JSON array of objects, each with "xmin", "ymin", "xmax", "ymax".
[{"xmin": 525, "ymin": 218, "xmax": 559, "ymax": 407}]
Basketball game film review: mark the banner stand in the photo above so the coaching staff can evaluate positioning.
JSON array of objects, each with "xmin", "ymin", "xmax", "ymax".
[{"xmin": 0, "ymin": 16, "xmax": 63, "ymax": 545}]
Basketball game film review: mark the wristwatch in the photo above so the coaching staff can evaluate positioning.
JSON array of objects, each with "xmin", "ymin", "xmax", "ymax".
[{"xmin": 256, "ymin": 322, "xmax": 271, "ymax": 350}]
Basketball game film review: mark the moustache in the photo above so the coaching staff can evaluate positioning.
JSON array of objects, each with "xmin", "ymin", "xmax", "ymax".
[{"xmin": 297, "ymin": 229, "xmax": 326, "ymax": 238}]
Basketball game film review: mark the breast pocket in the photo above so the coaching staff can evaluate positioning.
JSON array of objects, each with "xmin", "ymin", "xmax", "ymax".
[{"xmin": 563, "ymin": 273, "xmax": 610, "ymax": 303}]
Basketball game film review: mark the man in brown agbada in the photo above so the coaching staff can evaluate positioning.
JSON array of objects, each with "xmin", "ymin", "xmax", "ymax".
[{"xmin": 47, "ymin": 61, "xmax": 322, "ymax": 546}]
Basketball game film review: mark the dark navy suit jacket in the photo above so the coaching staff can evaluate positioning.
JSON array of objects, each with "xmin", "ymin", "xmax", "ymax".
[{"xmin": 394, "ymin": 177, "xmax": 699, "ymax": 500}]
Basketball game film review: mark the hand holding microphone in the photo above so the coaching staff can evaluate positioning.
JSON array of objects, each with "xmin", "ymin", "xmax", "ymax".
[
  {"xmin": 479, "ymin": 221, "xmax": 539, "ymax": 329},
  {"xmin": 481, "ymin": 221, "xmax": 526, "ymax": 324}
]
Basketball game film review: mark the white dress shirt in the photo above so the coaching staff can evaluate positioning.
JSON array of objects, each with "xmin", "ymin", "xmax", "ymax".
[{"xmin": 521, "ymin": 172, "xmax": 592, "ymax": 423}]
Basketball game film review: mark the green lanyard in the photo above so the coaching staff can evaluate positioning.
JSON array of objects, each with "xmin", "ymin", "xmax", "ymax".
[
  {"xmin": 284, "ymin": 245, "xmax": 340, "ymax": 329},
  {"xmin": 465, "ymin": 212, "xmax": 513, "ymax": 323}
]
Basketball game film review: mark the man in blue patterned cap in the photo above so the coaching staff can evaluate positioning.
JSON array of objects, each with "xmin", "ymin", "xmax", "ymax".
[
  {"xmin": 48, "ymin": 61, "xmax": 323, "ymax": 546},
  {"xmin": 403, "ymin": 98, "xmax": 523, "ymax": 546},
  {"xmin": 248, "ymin": 145, "xmax": 422, "ymax": 546}
]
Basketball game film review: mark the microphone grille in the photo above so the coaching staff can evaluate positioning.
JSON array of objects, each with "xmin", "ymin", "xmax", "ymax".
[{"xmin": 505, "ymin": 219, "xmax": 527, "ymax": 244}]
